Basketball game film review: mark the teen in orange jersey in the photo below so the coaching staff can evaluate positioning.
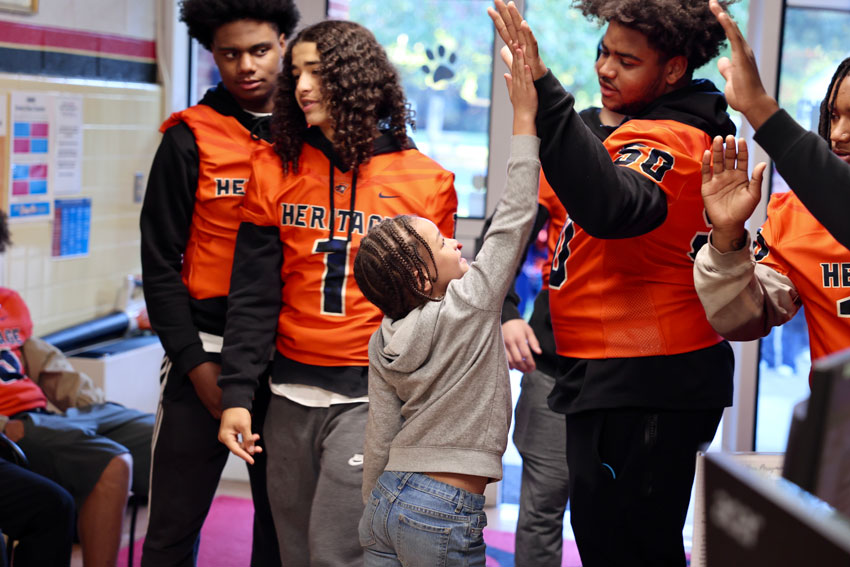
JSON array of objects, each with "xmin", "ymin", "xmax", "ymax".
[
  {"xmin": 709, "ymin": 0, "xmax": 850, "ymax": 251},
  {"xmin": 140, "ymin": 1, "xmax": 299, "ymax": 565},
  {"xmin": 218, "ymin": 20, "xmax": 457, "ymax": 567},
  {"xmin": 695, "ymin": 57, "xmax": 850, "ymax": 371},
  {"xmin": 490, "ymin": 1, "xmax": 736, "ymax": 564}
]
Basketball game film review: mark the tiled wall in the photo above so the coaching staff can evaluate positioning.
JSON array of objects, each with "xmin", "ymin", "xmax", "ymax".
[
  {"xmin": 1, "ymin": 75, "xmax": 162, "ymax": 334},
  {"xmin": 0, "ymin": 0, "xmax": 154, "ymax": 39}
]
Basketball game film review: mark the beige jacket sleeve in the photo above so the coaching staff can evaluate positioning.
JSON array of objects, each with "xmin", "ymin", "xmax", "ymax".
[
  {"xmin": 22, "ymin": 336, "xmax": 105, "ymax": 412},
  {"xmin": 694, "ymin": 231, "xmax": 801, "ymax": 342}
]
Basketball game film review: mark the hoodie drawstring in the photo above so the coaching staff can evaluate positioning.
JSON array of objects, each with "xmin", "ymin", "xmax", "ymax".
[
  {"xmin": 327, "ymin": 161, "xmax": 359, "ymax": 242},
  {"xmin": 347, "ymin": 169, "xmax": 358, "ymax": 242},
  {"xmin": 328, "ymin": 161, "xmax": 336, "ymax": 240}
]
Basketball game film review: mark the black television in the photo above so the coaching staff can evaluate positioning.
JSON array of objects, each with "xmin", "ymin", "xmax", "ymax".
[
  {"xmin": 782, "ymin": 347, "xmax": 850, "ymax": 517},
  {"xmin": 704, "ymin": 451, "xmax": 850, "ymax": 565}
]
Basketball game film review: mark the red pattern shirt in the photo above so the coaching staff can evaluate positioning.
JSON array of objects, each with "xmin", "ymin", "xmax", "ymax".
[{"xmin": 0, "ymin": 288, "xmax": 46, "ymax": 416}]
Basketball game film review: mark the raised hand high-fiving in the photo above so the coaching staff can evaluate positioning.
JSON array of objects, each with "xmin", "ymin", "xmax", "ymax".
[
  {"xmin": 488, "ymin": 0, "xmax": 547, "ymax": 80},
  {"xmin": 709, "ymin": 0, "xmax": 779, "ymax": 129},
  {"xmin": 701, "ymin": 135, "xmax": 767, "ymax": 253},
  {"xmin": 506, "ymin": 43, "xmax": 538, "ymax": 136}
]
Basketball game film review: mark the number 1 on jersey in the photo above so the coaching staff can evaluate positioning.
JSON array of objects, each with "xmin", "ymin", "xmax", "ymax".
[{"xmin": 314, "ymin": 238, "xmax": 350, "ymax": 315}]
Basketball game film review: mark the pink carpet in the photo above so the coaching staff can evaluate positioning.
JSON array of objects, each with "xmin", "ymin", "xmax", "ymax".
[
  {"xmin": 483, "ymin": 528, "xmax": 582, "ymax": 566},
  {"xmin": 119, "ymin": 496, "xmax": 583, "ymax": 566},
  {"xmin": 118, "ymin": 496, "xmax": 253, "ymax": 567}
]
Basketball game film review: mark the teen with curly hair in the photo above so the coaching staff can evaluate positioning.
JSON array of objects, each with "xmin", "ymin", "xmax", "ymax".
[
  {"xmin": 140, "ymin": 0, "xmax": 299, "ymax": 565},
  {"xmin": 353, "ymin": 42, "xmax": 539, "ymax": 567},
  {"xmin": 270, "ymin": 21, "xmax": 414, "ymax": 173},
  {"xmin": 217, "ymin": 20, "xmax": 457, "ymax": 567},
  {"xmin": 490, "ymin": 1, "xmax": 737, "ymax": 564},
  {"xmin": 694, "ymin": 57, "xmax": 850, "ymax": 383}
]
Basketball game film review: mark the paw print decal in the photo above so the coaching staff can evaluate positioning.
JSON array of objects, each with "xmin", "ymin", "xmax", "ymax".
[{"xmin": 421, "ymin": 45, "xmax": 457, "ymax": 86}]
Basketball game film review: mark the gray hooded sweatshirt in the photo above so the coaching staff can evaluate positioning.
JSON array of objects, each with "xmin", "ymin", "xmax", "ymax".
[{"xmin": 363, "ymin": 136, "xmax": 541, "ymax": 503}]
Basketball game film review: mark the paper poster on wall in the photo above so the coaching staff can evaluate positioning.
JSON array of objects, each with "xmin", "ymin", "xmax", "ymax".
[
  {"xmin": 51, "ymin": 197, "xmax": 91, "ymax": 258},
  {"xmin": 53, "ymin": 95, "xmax": 83, "ymax": 196},
  {"xmin": 9, "ymin": 92, "xmax": 52, "ymax": 221}
]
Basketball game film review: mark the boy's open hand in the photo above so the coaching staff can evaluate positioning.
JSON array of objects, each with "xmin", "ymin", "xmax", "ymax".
[
  {"xmin": 507, "ymin": 45, "xmax": 537, "ymax": 135},
  {"xmin": 701, "ymin": 135, "xmax": 766, "ymax": 252}
]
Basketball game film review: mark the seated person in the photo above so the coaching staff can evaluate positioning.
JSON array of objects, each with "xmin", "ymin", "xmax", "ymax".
[
  {"xmin": 0, "ymin": 449, "xmax": 75, "ymax": 567},
  {"xmin": 0, "ymin": 210, "xmax": 155, "ymax": 566}
]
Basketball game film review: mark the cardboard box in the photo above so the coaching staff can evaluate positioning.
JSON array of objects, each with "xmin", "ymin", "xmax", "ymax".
[{"xmin": 67, "ymin": 336, "xmax": 163, "ymax": 415}]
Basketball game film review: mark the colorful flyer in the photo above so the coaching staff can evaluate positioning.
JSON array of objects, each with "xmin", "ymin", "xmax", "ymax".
[
  {"xmin": 51, "ymin": 197, "xmax": 91, "ymax": 258},
  {"xmin": 9, "ymin": 92, "xmax": 52, "ymax": 221}
]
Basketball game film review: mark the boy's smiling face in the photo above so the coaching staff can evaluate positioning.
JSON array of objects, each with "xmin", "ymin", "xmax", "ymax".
[{"xmin": 410, "ymin": 217, "xmax": 467, "ymax": 298}]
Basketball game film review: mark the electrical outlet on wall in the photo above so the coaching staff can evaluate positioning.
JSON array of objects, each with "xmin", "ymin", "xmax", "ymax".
[{"xmin": 133, "ymin": 172, "xmax": 145, "ymax": 204}]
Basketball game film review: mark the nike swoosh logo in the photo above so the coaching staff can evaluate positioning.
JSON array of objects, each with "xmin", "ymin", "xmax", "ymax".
[
  {"xmin": 378, "ymin": 193, "xmax": 399, "ymax": 199},
  {"xmin": 348, "ymin": 454, "xmax": 364, "ymax": 466}
]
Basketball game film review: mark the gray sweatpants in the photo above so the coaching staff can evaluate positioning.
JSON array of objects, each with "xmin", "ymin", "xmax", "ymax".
[
  {"xmin": 264, "ymin": 395, "xmax": 366, "ymax": 567},
  {"xmin": 512, "ymin": 368, "xmax": 570, "ymax": 567}
]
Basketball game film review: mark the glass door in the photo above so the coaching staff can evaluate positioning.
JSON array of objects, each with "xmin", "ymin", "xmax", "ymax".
[{"xmin": 754, "ymin": 0, "xmax": 850, "ymax": 452}]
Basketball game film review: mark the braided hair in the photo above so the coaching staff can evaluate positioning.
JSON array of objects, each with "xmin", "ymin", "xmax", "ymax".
[
  {"xmin": 818, "ymin": 57, "xmax": 850, "ymax": 143},
  {"xmin": 354, "ymin": 216, "xmax": 441, "ymax": 320}
]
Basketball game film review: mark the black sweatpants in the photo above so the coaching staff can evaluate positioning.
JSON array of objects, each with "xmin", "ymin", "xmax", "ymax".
[
  {"xmin": 0, "ymin": 457, "xmax": 75, "ymax": 567},
  {"xmin": 565, "ymin": 407, "xmax": 723, "ymax": 567},
  {"xmin": 141, "ymin": 357, "xmax": 279, "ymax": 567}
]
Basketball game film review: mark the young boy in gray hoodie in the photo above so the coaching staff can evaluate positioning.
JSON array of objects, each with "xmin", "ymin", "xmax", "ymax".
[{"xmin": 352, "ymin": 45, "xmax": 540, "ymax": 566}]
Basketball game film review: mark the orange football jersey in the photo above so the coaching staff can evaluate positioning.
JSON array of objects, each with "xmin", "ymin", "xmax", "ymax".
[
  {"xmin": 548, "ymin": 119, "xmax": 722, "ymax": 359},
  {"xmin": 160, "ymin": 105, "xmax": 271, "ymax": 301},
  {"xmin": 538, "ymin": 173, "xmax": 567, "ymax": 287},
  {"xmin": 756, "ymin": 191, "xmax": 850, "ymax": 362},
  {"xmin": 243, "ymin": 142, "xmax": 458, "ymax": 367}
]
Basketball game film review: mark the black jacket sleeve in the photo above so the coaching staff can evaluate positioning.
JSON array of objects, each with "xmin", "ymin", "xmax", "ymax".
[
  {"xmin": 534, "ymin": 71, "xmax": 668, "ymax": 238},
  {"xmin": 140, "ymin": 123, "xmax": 211, "ymax": 378},
  {"xmin": 219, "ymin": 222, "xmax": 283, "ymax": 411},
  {"xmin": 755, "ymin": 109, "xmax": 850, "ymax": 250}
]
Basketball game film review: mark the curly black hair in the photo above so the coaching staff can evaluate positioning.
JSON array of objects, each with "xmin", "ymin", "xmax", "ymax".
[
  {"xmin": 354, "ymin": 216, "xmax": 440, "ymax": 320},
  {"xmin": 0, "ymin": 210, "xmax": 10, "ymax": 253},
  {"xmin": 271, "ymin": 20, "xmax": 415, "ymax": 173},
  {"xmin": 818, "ymin": 57, "xmax": 850, "ymax": 143},
  {"xmin": 574, "ymin": 0, "xmax": 736, "ymax": 73},
  {"xmin": 179, "ymin": 0, "xmax": 300, "ymax": 50}
]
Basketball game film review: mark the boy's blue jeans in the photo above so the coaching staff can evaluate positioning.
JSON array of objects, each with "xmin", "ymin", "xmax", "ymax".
[{"xmin": 359, "ymin": 471, "xmax": 488, "ymax": 566}]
